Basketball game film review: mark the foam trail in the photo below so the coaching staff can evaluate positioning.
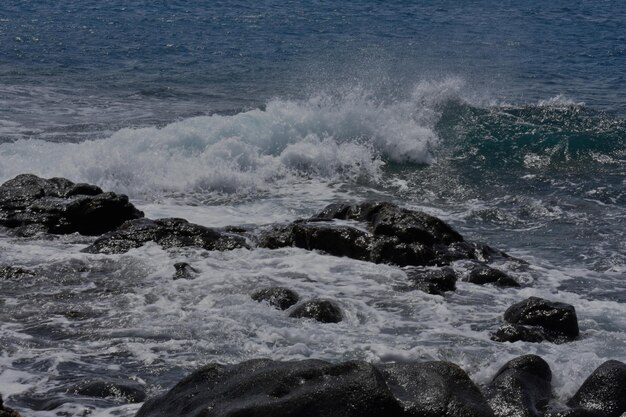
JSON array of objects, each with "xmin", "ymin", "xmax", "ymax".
[{"xmin": 0, "ymin": 80, "xmax": 461, "ymax": 198}]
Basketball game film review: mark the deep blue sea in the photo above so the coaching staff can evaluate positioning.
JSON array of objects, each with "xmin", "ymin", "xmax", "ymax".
[{"xmin": 0, "ymin": 2, "xmax": 625, "ymax": 416}]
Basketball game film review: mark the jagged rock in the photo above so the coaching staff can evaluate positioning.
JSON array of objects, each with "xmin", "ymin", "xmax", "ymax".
[
  {"xmin": 466, "ymin": 266, "xmax": 520, "ymax": 288},
  {"xmin": 401, "ymin": 267, "xmax": 458, "ymax": 295},
  {"xmin": 487, "ymin": 355, "xmax": 552, "ymax": 417},
  {"xmin": 490, "ymin": 324, "xmax": 548, "ymax": 344},
  {"xmin": 252, "ymin": 287, "xmax": 299, "ymax": 310},
  {"xmin": 499, "ymin": 297, "xmax": 579, "ymax": 343},
  {"xmin": 0, "ymin": 395, "xmax": 21, "ymax": 417},
  {"xmin": 82, "ymin": 218, "xmax": 250, "ymax": 254},
  {"xmin": 289, "ymin": 299, "xmax": 343, "ymax": 323},
  {"xmin": 544, "ymin": 360, "xmax": 626, "ymax": 417},
  {"xmin": 379, "ymin": 361, "xmax": 495, "ymax": 417},
  {"xmin": 258, "ymin": 202, "xmax": 507, "ymax": 268},
  {"xmin": 0, "ymin": 174, "xmax": 143, "ymax": 235},
  {"xmin": 173, "ymin": 262, "xmax": 198, "ymax": 280},
  {"xmin": 135, "ymin": 359, "xmax": 403, "ymax": 417},
  {"xmin": 313, "ymin": 201, "xmax": 463, "ymax": 245},
  {"xmin": 68, "ymin": 380, "xmax": 146, "ymax": 403}
]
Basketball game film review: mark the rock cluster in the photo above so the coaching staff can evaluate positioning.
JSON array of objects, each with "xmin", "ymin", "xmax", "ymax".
[
  {"xmin": 135, "ymin": 358, "xmax": 626, "ymax": 417},
  {"xmin": 0, "ymin": 174, "xmax": 143, "ymax": 236}
]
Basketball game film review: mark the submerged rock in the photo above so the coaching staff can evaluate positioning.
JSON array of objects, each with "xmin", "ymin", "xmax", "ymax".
[
  {"xmin": 487, "ymin": 355, "xmax": 552, "ymax": 417},
  {"xmin": 492, "ymin": 297, "xmax": 579, "ymax": 343},
  {"xmin": 0, "ymin": 174, "xmax": 143, "ymax": 235},
  {"xmin": 0, "ymin": 395, "xmax": 21, "ymax": 417},
  {"xmin": 68, "ymin": 380, "xmax": 146, "ymax": 403},
  {"xmin": 380, "ymin": 361, "xmax": 494, "ymax": 417},
  {"xmin": 0, "ymin": 265, "xmax": 35, "ymax": 280},
  {"xmin": 289, "ymin": 299, "xmax": 343, "ymax": 323},
  {"xmin": 402, "ymin": 267, "xmax": 458, "ymax": 295},
  {"xmin": 466, "ymin": 266, "xmax": 520, "ymax": 288},
  {"xmin": 83, "ymin": 218, "xmax": 250, "ymax": 254},
  {"xmin": 251, "ymin": 287, "xmax": 299, "ymax": 310},
  {"xmin": 547, "ymin": 360, "xmax": 626, "ymax": 417},
  {"xmin": 172, "ymin": 262, "xmax": 198, "ymax": 280},
  {"xmin": 135, "ymin": 359, "xmax": 403, "ymax": 417}
]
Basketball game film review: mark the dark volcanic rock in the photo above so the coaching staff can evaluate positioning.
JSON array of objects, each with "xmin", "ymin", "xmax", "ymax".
[
  {"xmin": 487, "ymin": 355, "xmax": 552, "ymax": 417},
  {"xmin": 173, "ymin": 262, "xmax": 198, "ymax": 280},
  {"xmin": 501, "ymin": 297, "xmax": 579, "ymax": 343},
  {"xmin": 289, "ymin": 299, "xmax": 343, "ymax": 323},
  {"xmin": 68, "ymin": 380, "xmax": 146, "ymax": 403},
  {"xmin": 136, "ymin": 359, "xmax": 403, "ymax": 417},
  {"xmin": 402, "ymin": 267, "xmax": 458, "ymax": 295},
  {"xmin": 252, "ymin": 287, "xmax": 299, "ymax": 310},
  {"xmin": 83, "ymin": 218, "xmax": 250, "ymax": 254},
  {"xmin": 550, "ymin": 360, "xmax": 626, "ymax": 417},
  {"xmin": 466, "ymin": 266, "xmax": 520, "ymax": 288},
  {"xmin": 258, "ymin": 202, "xmax": 508, "ymax": 269},
  {"xmin": 490, "ymin": 324, "xmax": 548, "ymax": 344},
  {"xmin": 313, "ymin": 201, "xmax": 463, "ymax": 245},
  {"xmin": 379, "ymin": 361, "xmax": 495, "ymax": 417},
  {"xmin": 0, "ymin": 395, "xmax": 21, "ymax": 417},
  {"xmin": 0, "ymin": 174, "xmax": 143, "ymax": 235}
]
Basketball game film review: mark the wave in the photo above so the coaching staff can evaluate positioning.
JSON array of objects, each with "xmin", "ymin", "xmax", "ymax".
[{"xmin": 0, "ymin": 79, "xmax": 462, "ymax": 198}]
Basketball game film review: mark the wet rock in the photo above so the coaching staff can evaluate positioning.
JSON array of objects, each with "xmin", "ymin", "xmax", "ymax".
[
  {"xmin": 173, "ymin": 262, "xmax": 198, "ymax": 280},
  {"xmin": 490, "ymin": 324, "xmax": 548, "ymax": 344},
  {"xmin": 289, "ymin": 299, "xmax": 343, "ymax": 323},
  {"xmin": 136, "ymin": 359, "xmax": 403, "ymax": 417},
  {"xmin": 0, "ymin": 174, "xmax": 143, "ymax": 235},
  {"xmin": 466, "ymin": 266, "xmax": 520, "ymax": 288},
  {"xmin": 82, "ymin": 218, "xmax": 250, "ymax": 254},
  {"xmin": 68, "ymin": 380, "xmax": 146, "ymax": 403},
  {"xmin": 258, "ymin": 202, "xmax": 509, "ymax": 268},
  {"xmin": 313, "ymin": 201, "xmax": 463, "ymax": 245},
  {"xmin": 252, "ymin": 287, "xmax": 299, "ymax": 310},
  {"xmin": 500, "ymin": 297, "xmax": 579, "ymax": 343},
  {"xmin": 487, "ymin": 355, "xmax": 552, "ymax": 417},
  {"xmin": 0, "ymin": 395, "xmax": 21, "ymax": 417},
  {"xmin": 0, "ymin": 265, "xmax": 35, "ymax": 280},
  {"xmin": 548, "ymin": 360, "xmax": 626, "ymax": 417},
  {"xmin": 402, "ymin": 267, "xmax": 458, "ymax": 295},
  {"xmin": 379, "ymin": 361, "xmax": 495, "ymax": 417},
  {"xmin": 258, "ymin": 222, "xmax": 372, "ymax": 261}
]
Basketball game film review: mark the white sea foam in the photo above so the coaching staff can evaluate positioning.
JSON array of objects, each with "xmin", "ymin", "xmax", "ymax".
[{"xmin": 0, "ymin": 80, "xmax": 460, "ymax": 199}]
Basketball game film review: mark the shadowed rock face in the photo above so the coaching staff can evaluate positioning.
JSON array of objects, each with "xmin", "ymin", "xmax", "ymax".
[
  {"xmin": 135, "ymin": 359, "xmax": 403, "ymax": 417},
  {"xmin": 492, "ymin": 297, "xmax": 579, "ymax": 344},
  {"xmin": 379, "ymin": 361, "xmax": 495, "ymax": 417},
  {"xmin": 487, "ymin": 355, "xmax": 552, "ymax": 417},
  {"xmin": 83, "ymin": 218, "xmax": 250, "ymax": 254},
  {"xmin": 0, "ymin": 174, "xmax": 143, "ymax": 235}
]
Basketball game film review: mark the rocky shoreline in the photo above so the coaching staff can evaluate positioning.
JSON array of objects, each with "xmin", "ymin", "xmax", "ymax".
[{"xmin": 1, "ymin": 174, "xmax": 624, "ymax": 417}]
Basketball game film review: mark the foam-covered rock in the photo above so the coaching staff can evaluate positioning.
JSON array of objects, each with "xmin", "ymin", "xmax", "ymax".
[
  {"xmin": 402, "ymin": 267, "xmax": 458, "ymax": 295},
  {"xmin": 466, "ymin": 266, "xmax": 519, "ymax": 288},
  {"xmin": 172, "ymin": 262, "xmax": 198, "ymax": 280},
  {"xmin": 68, "ymin": 380, "xmax": 146, "ymax": 403},
  {"xmin": 0, "ymin": 174, "xmax": 143, "ymax": 235},
  {"xmin": 487, "ymin": 355, "xmax": 552, "ymax": 417}
]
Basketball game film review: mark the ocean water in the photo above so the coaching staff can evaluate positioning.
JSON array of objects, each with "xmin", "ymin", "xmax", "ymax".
[{"xmin": 1, "ymin": 1, "xmax": 625, "ymax": 415}]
